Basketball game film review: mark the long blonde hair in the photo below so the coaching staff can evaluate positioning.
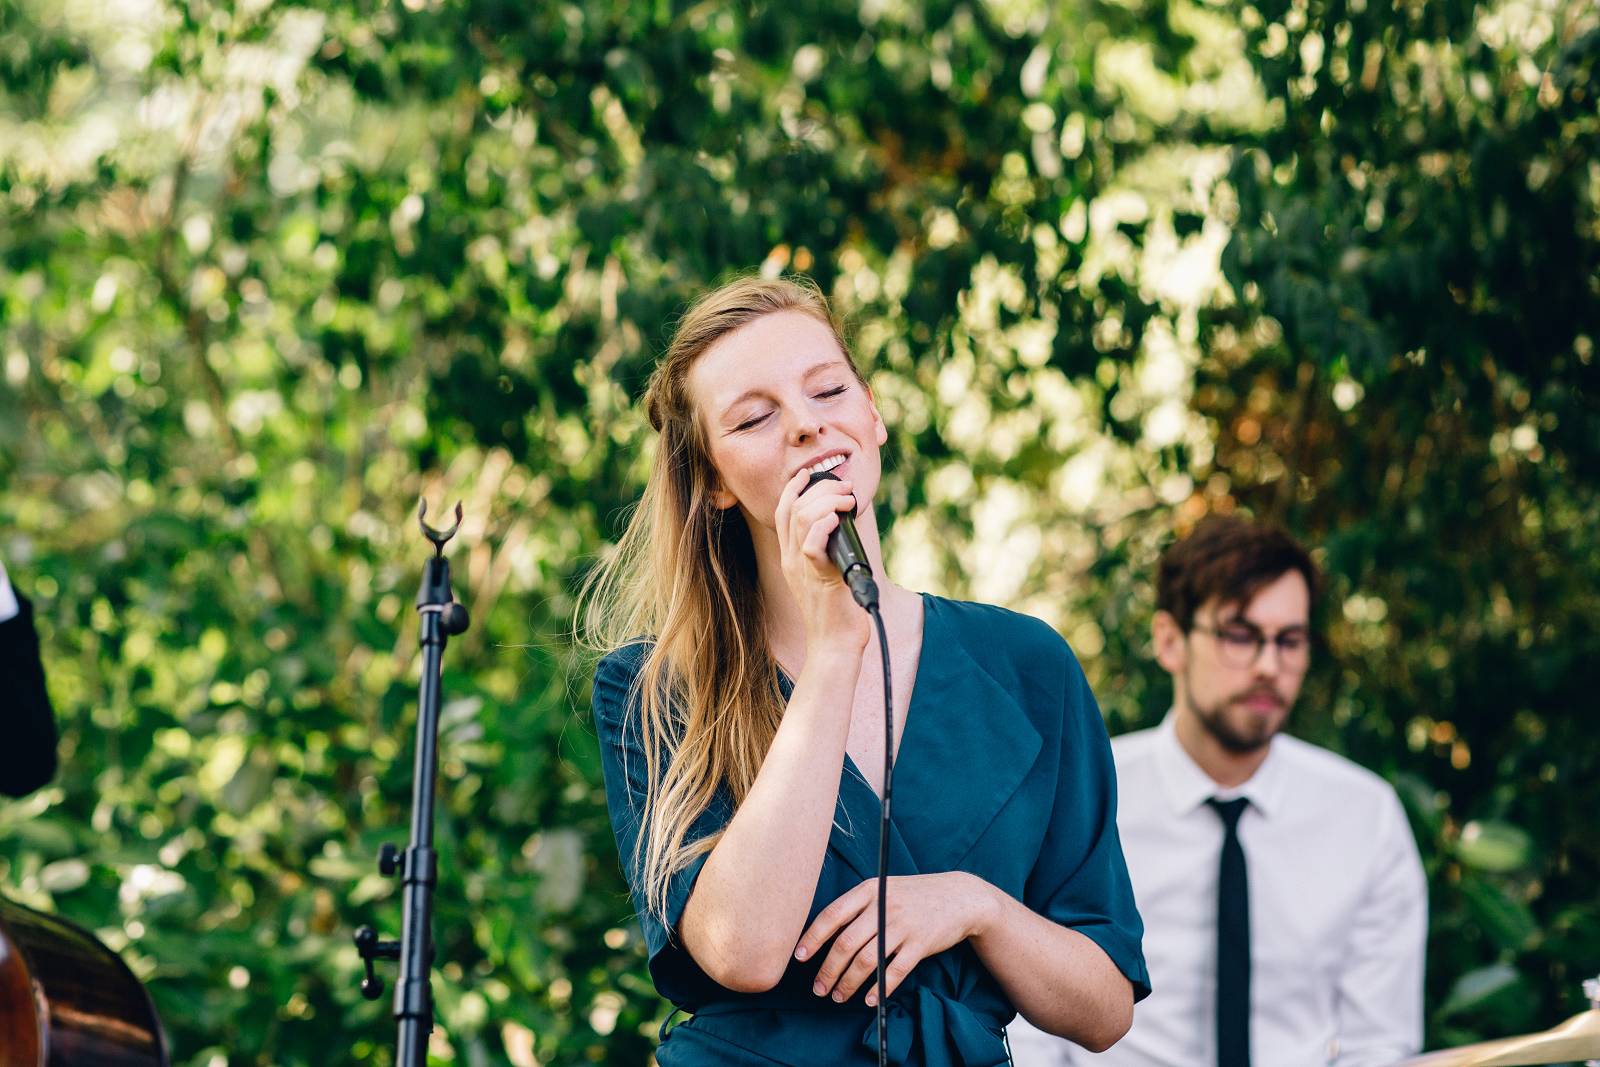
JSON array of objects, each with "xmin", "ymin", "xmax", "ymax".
[{"xmin": 578, "ymin": 274, "xmax": 866, "ymax": 923}]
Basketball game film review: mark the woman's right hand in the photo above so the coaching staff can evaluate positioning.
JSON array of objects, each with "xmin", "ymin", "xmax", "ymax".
[{"xmin": 773, "ymin": 469, "xmax": 871, "ymax": 654}]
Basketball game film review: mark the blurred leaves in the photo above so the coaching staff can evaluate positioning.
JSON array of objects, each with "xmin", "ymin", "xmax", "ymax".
[{"xmin": 1457, "ymin": 821, "xmax": 1535, "ymax": 875}]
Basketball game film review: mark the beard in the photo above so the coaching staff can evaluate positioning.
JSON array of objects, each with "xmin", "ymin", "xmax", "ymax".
[{"xmin": 1186, "ymin": 672, "xmax": 1288, "ymax": 754}]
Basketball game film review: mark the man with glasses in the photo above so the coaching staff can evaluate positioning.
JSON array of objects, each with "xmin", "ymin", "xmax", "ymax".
[{"xmin": 1011, "ymin": 515, "xmax": 1426, "ymax": 1066}]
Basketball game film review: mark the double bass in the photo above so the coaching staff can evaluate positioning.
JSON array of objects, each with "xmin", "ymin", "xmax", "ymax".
[{"xmin": 0, "ymin": 894, "xmax": 167, "ymax": 1066}]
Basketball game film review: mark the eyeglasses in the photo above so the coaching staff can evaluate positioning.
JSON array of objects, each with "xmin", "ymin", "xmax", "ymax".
[{"xmin": 1189, "ymin": 621, "xmax": 1312, "ymax": 670}]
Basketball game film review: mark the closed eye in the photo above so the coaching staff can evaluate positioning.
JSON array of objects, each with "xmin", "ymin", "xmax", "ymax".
[{"xmin": 730, "ymin": 385, "xmax": 845, "ymax": 432}]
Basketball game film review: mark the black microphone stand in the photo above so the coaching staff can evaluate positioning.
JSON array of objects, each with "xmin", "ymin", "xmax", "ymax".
[{"xmin": 354, "ymin": 500, "xmax": 471, "ymax": 1067}]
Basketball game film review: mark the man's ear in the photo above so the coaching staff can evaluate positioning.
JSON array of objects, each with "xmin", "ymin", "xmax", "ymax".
[{"xmin": 1152, "ymin": 610, "xmax": 1187, "ymax": 675}]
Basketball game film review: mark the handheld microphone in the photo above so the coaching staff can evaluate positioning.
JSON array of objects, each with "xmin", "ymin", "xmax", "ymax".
[{"xmin": 802, "ymin": 469, "xmax": 880, "ymax": 611}]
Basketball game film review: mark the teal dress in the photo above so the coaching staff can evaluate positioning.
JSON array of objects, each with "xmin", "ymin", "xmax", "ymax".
[{"xmin": 592, "ymin": 595, "xmax": 1150, "ymax": 1066}]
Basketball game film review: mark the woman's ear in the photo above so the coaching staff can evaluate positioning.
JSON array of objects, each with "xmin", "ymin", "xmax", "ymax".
[
  {"xmin": 708, "ymin": 482, "xmax": 738, "ymax": 510},
  {"xmin": 866, "ymin": 384, "xmax": 888, "ymax": 446}
]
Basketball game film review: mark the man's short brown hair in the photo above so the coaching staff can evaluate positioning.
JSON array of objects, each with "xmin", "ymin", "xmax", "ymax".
[{"xmin": 1157, "ymin": 515, "xmax": 1320, "ymax": 631}]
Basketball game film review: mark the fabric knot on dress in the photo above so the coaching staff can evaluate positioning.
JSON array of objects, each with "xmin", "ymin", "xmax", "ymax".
[{"xmin": 857, "ymin": 985, "xmax": 1009, "ymax": 1067}]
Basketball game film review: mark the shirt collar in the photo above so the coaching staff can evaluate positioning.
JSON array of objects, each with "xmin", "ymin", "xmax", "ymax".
[{"xmin": 1153, "ymin": 710, "xmax": 1285, "ymax": 818}]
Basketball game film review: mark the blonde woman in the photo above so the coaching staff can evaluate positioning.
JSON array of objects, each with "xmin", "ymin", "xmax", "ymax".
[{"xmin": 583, "ymin": 276, "xmax": 1148, "ymax": 1066}]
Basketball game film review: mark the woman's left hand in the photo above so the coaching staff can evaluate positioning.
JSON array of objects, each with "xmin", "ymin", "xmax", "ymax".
[{"xmin": 794, "ymin": 873, "xmax": 998, "ymax": 1006}]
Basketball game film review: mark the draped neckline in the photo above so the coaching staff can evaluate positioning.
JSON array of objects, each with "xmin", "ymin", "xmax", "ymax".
[
  {"xmin": 774, "ymin": 591, "xmax": 931, "ymax": 805},
  {"xmin": 776, "ymin": 594, "xmax": 1044, "ymax": 881}
]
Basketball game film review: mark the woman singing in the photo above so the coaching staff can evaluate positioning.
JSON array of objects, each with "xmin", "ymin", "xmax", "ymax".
[{"xmin": 581, "ymin": 276, "xmax": 1148, "ymax": 1065}]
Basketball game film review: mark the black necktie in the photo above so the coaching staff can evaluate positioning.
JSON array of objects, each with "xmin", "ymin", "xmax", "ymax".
[{"xmin": 1207, "ymin": 797, "xmax": 1251, "ymax": 1067}]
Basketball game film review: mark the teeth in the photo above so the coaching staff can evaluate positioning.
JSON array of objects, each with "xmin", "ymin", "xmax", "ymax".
[{"xmin": 805, "ymin": 454, "xmax": 846, "ymax": 476}]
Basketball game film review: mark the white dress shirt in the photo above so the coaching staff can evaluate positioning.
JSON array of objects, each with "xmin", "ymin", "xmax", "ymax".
[{"xmin": 1011, "ymin": 713, "xmax": 1427, "ymax": 1067}]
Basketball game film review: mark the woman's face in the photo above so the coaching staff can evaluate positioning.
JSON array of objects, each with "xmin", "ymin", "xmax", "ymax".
[{"xmin": 685, "ymin": 310, "xmax": 887, "ymax": 531}]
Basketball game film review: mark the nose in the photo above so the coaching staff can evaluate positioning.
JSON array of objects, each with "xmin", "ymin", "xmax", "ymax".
[
  {"xmin": 1253, "ymin": 640, "xmax": 1282, "ymax": 677},
  {"xmin": 786, "ymin": 409, "xmax": 822, "ymax": 447}
]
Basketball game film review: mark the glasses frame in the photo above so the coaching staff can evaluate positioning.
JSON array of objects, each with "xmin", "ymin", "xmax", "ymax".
[{"xmin": 1188, "ymin": 621, "xmax": 1313, "ymax": 671}]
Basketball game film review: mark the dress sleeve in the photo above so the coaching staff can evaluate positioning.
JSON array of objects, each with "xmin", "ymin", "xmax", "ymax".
[
  {"xmin": 1023, "ymin": 648, "xmax": 1151, "ymax": 1001},
  {"xmin": 590, "ymin": 645, "xmax": 730, "ymax": 1001}
]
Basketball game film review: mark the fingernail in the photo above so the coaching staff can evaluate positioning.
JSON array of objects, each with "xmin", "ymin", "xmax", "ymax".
[
  {"xmin": 813, "ymin": 981, "xmax": 825, "ymax": 996},
  {"xmin": 832, "ymin": 991, "xmax": 844, "ymax": 1003},
  {"xmin": 795, "ymin": 946, "xmax": 808, "ymax": 961},
  {"xmin": 865, "ymin": 993, "xmax": 877, "ymax": 1007}
]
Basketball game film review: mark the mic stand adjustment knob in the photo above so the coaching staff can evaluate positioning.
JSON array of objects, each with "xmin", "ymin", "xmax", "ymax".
[{"xmin": 378, "ymin": 843, "xmax": 401, "ymax": 878}]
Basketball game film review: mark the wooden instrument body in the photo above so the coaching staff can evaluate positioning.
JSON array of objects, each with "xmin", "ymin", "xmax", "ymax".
[{"xmin": 0, "ymin": 895, "xmax": 168, "ymax": 1067}]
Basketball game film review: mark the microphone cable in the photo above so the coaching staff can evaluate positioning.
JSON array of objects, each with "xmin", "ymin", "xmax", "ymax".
[
  {"xmin": 799, "ymin": 468, "xmax": 893, "ymax": 1066},
  {"xmin": 868, "ymin": 601, "xmax": 893, "ymax": 1067}
]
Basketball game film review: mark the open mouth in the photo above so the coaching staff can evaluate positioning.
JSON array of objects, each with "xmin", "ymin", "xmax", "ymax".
[{"xmin": 801, "ymin": 453, "xmax": 848, "ymax": 478}]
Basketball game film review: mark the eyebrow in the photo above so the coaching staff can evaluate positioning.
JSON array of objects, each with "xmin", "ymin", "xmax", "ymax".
[{"xmin": 717, "ymin": 358, "xmax": 850, "ymax": 421}]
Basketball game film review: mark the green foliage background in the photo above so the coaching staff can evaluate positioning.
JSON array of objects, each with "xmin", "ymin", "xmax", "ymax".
[{"xmin": 1, "ymin": 0, "xmax": 1596, "ymax": 1063}]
